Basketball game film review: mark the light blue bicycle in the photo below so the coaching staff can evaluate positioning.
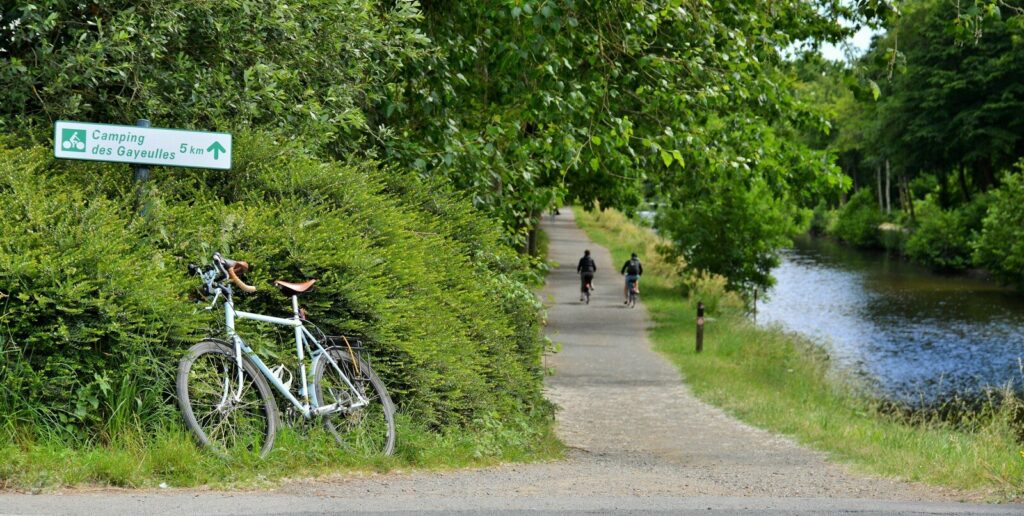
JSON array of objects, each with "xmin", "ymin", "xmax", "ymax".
[{"xmin": 176, "ymin": 252, "xmax": 395, "ymax": 458}]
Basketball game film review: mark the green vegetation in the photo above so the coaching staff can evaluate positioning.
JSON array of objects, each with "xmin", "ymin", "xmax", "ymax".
[
  {"xmin": 0, "ymin": 137, "xmax": 557, "ymax": 487},
  {"xmin": 3, "ymin": 0, "xmax": 1023, "ymax": 489},
  {"xmin": 0, "ymin": 0, "xmax": 423, "ymax": 154},
  {"xmin": 0, "ymin": 420, "xmax": 562, "ymax": 490},
  {"xmin": 576, "ymin": 207, "xmax": 1024, "ymax": 499},
  {"xmin": 386, "ymin": 1, "xmax": 860, "ymax": 282},
  {"xmin": 793, "ymin": 1, "xmax": 1024, "ymax": 286},
  {"xmin": 827, "ymin": 189, "xmax": 886, "ymax": 249},
  {"xmin": 974, "ymin": 169, "xmax": 1024, "ymax": 290}
]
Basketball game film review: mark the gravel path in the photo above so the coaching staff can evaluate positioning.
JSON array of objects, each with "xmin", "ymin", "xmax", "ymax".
[{"xmin": 2, "ymin": 210, "xmax": 1020, "ymax": 515}]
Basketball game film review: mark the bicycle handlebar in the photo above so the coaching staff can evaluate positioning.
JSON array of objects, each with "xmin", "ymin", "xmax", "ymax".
[
  {"xmin": 226, "ymin": 264, "xmax": 257, "ymax": 293},
  {"xmin": 210, "ymin": 253, "xmax": 258, "ymax": 294}
]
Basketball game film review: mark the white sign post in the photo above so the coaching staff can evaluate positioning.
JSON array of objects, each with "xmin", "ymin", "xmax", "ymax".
[{"xmin": 53, "ymin": 120, "xmax": 232, "ymax": 170}]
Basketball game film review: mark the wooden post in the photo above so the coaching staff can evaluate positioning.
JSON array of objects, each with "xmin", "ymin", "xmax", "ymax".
[
  {"xmin": 696, "ymin": 301, "xmax": 704, "ymax": 353},
  {"xmin": 752, "ymin": 288, "xmax": 757, "ymax": 323}
]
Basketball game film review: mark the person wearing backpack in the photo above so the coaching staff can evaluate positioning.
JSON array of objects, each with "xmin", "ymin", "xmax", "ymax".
[
  {"xmin": 620, "ymin": 252, "xmax": 643, "ymax": 304},
  {"xmin": 576, "ymin": 250, "xmax": 597, "ymax": 302}
]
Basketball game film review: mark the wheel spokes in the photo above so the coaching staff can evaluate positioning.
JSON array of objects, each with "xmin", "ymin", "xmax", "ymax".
[{"xmin": 186, "ymin": 352, "xmax": 268, "ymax": 456}]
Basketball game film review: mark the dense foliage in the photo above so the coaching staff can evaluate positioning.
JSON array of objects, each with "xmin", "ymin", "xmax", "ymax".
[
  {"xmin": 0, "ymin": 137, "xmax": 550, "ymax": 439},
  {"xmin": 796, "ymin": 0, "xmax": 1024, "ymax": 287},
  {"xmin": 0, "ymin": 0, "xmax": 424, "ymax": 152},
  {"xmin": 0, "ymin": 0, "xmax": 561, "ymax": 445},
  {"xmin": 974, "ymin": 168, "xmax": 1024, "ymax": 289},
  {"xmin": 830, "ymin": 189, "xmax": 885, "ymax": 248},
  {"xmin": 378, "ymin": 0, "xmax": 862, "ymax": 290}
]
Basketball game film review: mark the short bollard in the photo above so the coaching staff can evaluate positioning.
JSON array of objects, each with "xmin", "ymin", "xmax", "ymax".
[{"xmin": 696, "ymin": 301, "xmax": 705, "ymax": 353}]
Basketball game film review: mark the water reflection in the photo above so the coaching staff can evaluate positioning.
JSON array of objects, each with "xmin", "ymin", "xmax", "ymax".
[{"xmin": 757, "ymin": 235, "xmax": 1024, "ymax": 406}]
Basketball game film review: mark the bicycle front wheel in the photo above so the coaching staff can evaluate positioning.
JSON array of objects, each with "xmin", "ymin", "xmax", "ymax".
[
  {"xmin": 176, "ymin": 339, "xmax": 278, "ymax": 458},
  {"xmin": 313, "ymin": 348, "xmax": 395, "ymax": 456}
]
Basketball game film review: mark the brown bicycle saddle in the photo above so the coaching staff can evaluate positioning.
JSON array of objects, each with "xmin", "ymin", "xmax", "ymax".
[{"xmin": 273, "ymin": 279, "xmax": 317, "ymax": 296}]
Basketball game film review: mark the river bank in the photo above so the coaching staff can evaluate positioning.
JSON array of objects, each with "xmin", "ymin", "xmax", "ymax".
[
  {"xmin": 574, "ymin": 207, "xmax": 1024, "ymax": 500},
  {"xmin": 758, "ymin": 234, "xmax": 1024, "ymax": 408}
]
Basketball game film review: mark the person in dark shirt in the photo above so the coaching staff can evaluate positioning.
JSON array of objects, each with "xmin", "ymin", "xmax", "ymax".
[
  {"xmin": 577, "ymin": 250, "xmax": 596, "ymax": 302},
  {"xmin": 620, "ymin": 252, "xmax": 643, "ymax": 304}
]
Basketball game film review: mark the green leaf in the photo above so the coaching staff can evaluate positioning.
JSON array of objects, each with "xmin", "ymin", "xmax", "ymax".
[
  {"xmin": 868, "ymin": 79, "xmax": 880, "ymax": 101},
  {"xmin": 672, "ymin": 150, "xmax": 684, "ymax": 168},
  {"xmin": 660, "ymin": 150, "xmax": 673, "ymax": 168}
]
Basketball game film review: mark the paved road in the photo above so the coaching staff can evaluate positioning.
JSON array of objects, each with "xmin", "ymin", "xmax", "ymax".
[{"xmin": 3, "ymin": 210, "xmax": 1020, "ymax": 514}]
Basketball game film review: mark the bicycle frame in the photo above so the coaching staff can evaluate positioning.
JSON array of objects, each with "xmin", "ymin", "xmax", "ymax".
[{"xmin": 220, "ymin": 291, "xmax": 368, "ymax": 419}]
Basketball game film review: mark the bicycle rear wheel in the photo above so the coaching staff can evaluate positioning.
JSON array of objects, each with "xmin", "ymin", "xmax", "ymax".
[
  {"xmin": 314, "ymin": 349, "xmax": 396, "ymax": 456},
  {"xmin": 176, "ymin": 339, "xmax": 278, "ymax": 458}
]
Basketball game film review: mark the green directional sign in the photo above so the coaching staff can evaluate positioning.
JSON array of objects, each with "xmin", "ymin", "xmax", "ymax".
[{"xmin": 53, "ymin": 120, "xmax": 232, "ymax": 170}]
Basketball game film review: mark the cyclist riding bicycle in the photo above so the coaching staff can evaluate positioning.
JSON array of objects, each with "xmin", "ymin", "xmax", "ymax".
[
  {"xmin": 577, "ymin": 250, "xmax": 596, "ymax": 302},
  {"xmin": 620, "ymin": 252, "xmax": 643, "ymax": 304}
]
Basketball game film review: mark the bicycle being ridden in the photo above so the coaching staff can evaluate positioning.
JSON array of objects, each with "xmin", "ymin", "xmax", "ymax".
[
  {"xmin": 177, "ymin": 252, "xmax": 395, "ymax": 458},
  {"xmin": 620, "ymin": 252, "xmax": 643, "ymax": 307},
  {"xmin": 577, "ymin": 250, "xmax": 596, "ymax": 304}
]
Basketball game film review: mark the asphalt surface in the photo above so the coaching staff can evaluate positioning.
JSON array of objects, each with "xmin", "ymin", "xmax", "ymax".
[{"xmin": 2, "ymin": 209, "xmax": 1020, "ymax": 515}]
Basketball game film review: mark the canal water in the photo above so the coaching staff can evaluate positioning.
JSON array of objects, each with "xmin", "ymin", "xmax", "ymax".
[{"xmin": 757, "ymin": 235, "xmax": 1024, "ymax": 406}]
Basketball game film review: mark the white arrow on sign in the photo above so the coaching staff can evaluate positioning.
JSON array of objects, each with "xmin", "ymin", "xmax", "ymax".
[{"xmin": 53, "ymin": 120, "xmax": 232, "ymax": 170}]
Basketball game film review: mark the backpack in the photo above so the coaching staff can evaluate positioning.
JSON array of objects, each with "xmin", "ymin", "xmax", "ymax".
[
  {"xmin": 580, "ymin": 256, "xmax": 596, "ymax": 273},
  {"xmin": 625, "ymin": 258, "xmax": 640, "ymax": 276}
]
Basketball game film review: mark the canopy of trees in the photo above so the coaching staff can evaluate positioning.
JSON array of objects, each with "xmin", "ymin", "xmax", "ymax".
[
  {"xmin": 5, "ymin": 1, "xmax": 1021, "ymax": 292},
  {"xmin": 1, "ymin": 0, "xmax": 884, "ymax": 293},
  {"xmin": 799, "ymin": 0, "xmax": 1024, "ymax": 287}
]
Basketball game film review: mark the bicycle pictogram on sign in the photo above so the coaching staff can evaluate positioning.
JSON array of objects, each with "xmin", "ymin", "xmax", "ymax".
[{"xmin": 61, "ymin": 129, "xmax": 87, "ymax": 152}]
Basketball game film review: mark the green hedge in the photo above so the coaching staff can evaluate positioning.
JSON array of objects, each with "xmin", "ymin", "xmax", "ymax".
[{"xmin": 0, "ymin": 135, "xmax": 551, "ymax": 440}]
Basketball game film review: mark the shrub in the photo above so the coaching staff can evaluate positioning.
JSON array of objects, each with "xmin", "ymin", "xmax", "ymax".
[
  {"xmin": 808, "ymin": 202, "xmax": 837, "ymax": 236},
  {"xmin": 904, "ymin": 200, "xmax": 968, "ymax": 270},
  {"xmin": 904, "ymin": 195, "xmax": 988, "ymax": 272},
  {"xmin": 829, "ymin": 188, "xmax": 885, "ymax": 247},
  {"xmin": 974, "ymin": 168, "xmax": 1024, "ymax": 290},
  {"xmin": 0, "ymin": 136, "xmax": 551, "ymax": 440}
]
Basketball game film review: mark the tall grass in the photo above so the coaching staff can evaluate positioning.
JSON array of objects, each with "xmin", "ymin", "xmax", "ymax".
[
  {"xmin": 0, "ymin": 413, "xmax": 562, "ymax": 490},
  {"xmin": 575, "ymin": 206, "xmax": 1024, "ymax": 500}
]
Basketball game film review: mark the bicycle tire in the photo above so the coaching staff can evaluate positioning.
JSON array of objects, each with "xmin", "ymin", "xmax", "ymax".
[
  {"xmin": 628, "ymin": 290, "xmax": 637, "ymax": 308},
  {"xmin": 176, "ymin": 339, "xmax": 278, "ymax": 458},
  {"xmin": 314, "ymin": 348, "xmax": 396, "ymax": 456}
]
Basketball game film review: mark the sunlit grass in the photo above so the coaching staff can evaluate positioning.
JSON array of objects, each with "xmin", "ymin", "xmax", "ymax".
[
  {"xmin": 0, "ymin": 411, "xmax": 562, "ymax": 490},
  {"xmin": 575, "ymin": 206, "xmax": 1024, "ymax": 500}
]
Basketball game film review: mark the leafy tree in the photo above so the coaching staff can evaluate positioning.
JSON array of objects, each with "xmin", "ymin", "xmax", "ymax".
[
  {"xmin": 380, "ymin": 0, "xmax": 860, "ymax": 285},
  {"xmin": 974, "ymin": 166, "xmax": 1024, "ymax": 289},
  {"xmin": 0, "ymin": 1, "xmax": 425, "ymax": 152}
]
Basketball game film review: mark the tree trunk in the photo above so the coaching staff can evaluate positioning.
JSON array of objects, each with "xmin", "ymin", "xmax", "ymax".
[
  {"xmin": 876, "ymin": 165, "xmax": 883, "ymax": 211},
  {"xmin": 885, "ymin": 159, "xmax": 892, "ymax": 214},
  {"xmin": 958, "ymin": 165, "xmax": 972, "ymax": 202},
  {"xmin": 901, "ymin": 174, "xmax": 916, "ymax": 223}
]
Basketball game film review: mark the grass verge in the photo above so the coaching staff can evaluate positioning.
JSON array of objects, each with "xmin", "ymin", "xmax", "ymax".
[
  {"xmin": 0, "ymin": 413, "xmax": 562, "ymax": 490},
  {"xmin": 574, "ymin": 206, "xmax": 1024, "ymax": 500}
]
